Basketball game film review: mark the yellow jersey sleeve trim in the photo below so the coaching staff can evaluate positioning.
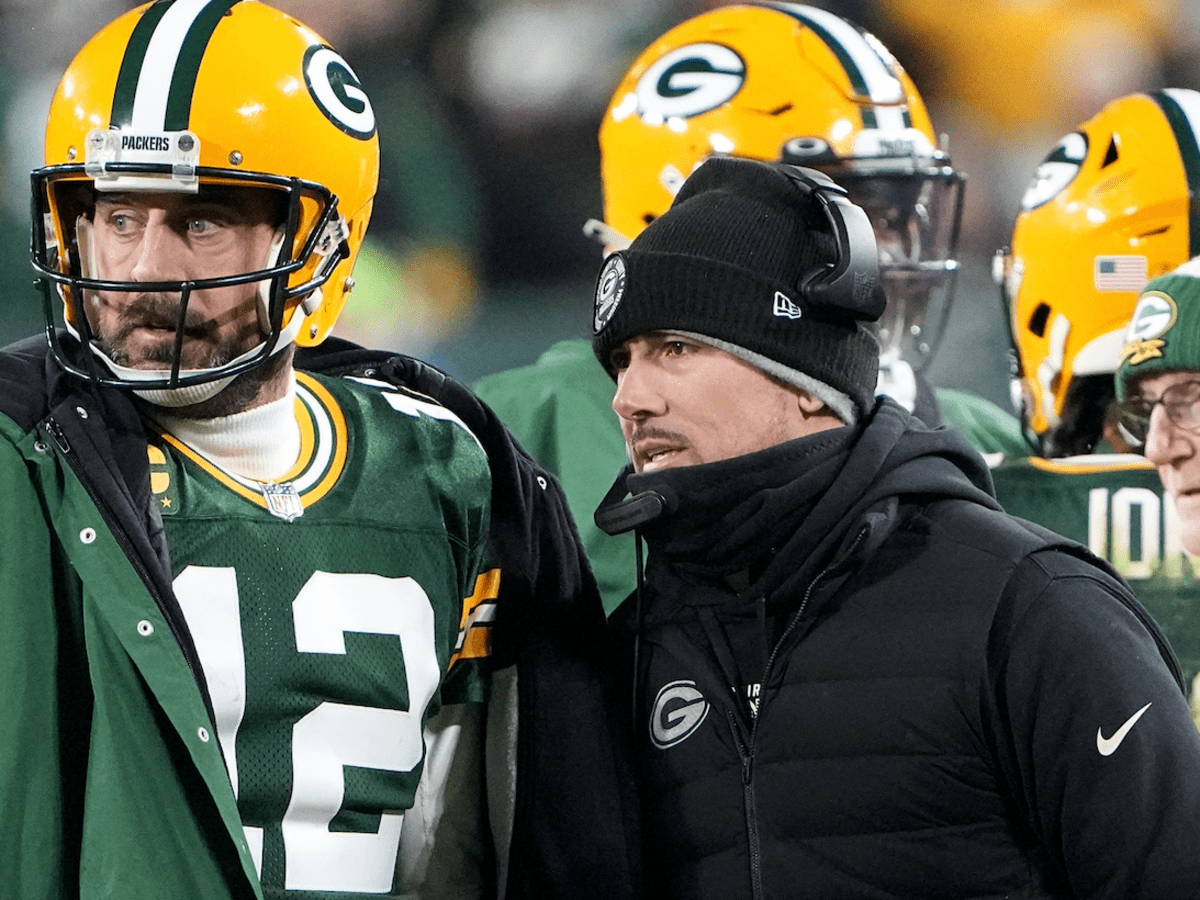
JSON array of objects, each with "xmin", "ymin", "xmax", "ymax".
[{"xmin": 449, "ymin": 568, "xmax": 501, "ymax": 666}]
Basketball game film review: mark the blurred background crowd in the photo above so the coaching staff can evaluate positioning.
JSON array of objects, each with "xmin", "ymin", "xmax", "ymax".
[{"xmin": 2, "ymin": 0, "xmax": 1199, "ymax": 411}]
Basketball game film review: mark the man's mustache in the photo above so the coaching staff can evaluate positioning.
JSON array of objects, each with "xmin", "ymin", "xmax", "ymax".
[
  {"xmin": 628, "ymin": 424, "xmax": 689, "ymax": 446},
  {"xmin": 90, "ymin": 292, "xmax": 218, "ymax": 366},
  {"xmin": 106, "ymin": 292, "xmax": 214, "ymax": 339}
]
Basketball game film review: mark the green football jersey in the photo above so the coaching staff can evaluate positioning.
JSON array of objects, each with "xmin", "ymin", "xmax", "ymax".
[
  {"xmin": 992, "ymin": 453, "xmax": 1200, "ymax": 713},
  {"xmin": 150, "ymin": 372, "xmax": 493, "ymax": 898}
]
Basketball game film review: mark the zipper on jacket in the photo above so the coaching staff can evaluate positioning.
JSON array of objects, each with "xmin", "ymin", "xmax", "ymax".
[
  {"xmin": 761, "ymin": 523, "xmax": 872, "ymax": 687},
  {"xmin": 732, "ymin": 524, "xmax": 871, "ymax": 899},
  {"xmin": 42, "ymin": 414, "xmax": 203, "ymax": 689},
  {"xmin": 727, "ymin": 708, "xmax": 764, "ymax": 900},
  {"xmin": 43, "ymin": 417, "xmax": 70, "ymax": 453}
]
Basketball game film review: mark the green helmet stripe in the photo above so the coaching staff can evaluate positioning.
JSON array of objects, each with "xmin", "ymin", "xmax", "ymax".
[
  {"xmin": 111, "ymin": 1, "xmax": 173, "ymax": 128},
  {"xmin": 164, "ymin": 0, "xmax": 241, "ymax": 129},
  {"xmin": 762, "ymin": 2, "xmax": 905, "ymax": 135},
  {"xmin": 1152, "ymin": 89, "xmax": 1200, "ymax": 258},
  {"xmin": 782, "ymin": 8, "xmax": 870, "ymax": 100},
  {"xmin": 110, "ymin": 0, "xmax": 242, "ymax": 132}
]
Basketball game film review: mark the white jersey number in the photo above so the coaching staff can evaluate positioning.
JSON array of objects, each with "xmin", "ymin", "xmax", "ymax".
[
  {"xmin": 175, "ymin": 567, "xmax": 441, "ymax": 893},
  {"xmin": 1088, "ymin": 487, "xmax": 1191, "ymax": 579}
]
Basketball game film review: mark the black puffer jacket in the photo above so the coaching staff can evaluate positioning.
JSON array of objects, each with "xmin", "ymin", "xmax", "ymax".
[{"xmin": 605, "ymin": 398, "xmax": 1200, "ymax": 900}]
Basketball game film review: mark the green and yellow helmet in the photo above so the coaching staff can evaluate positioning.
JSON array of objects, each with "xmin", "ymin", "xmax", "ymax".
[
  {"xmin": 997, "ymin": 89, "xmax": 1200, "ymax": 456},
  {"xmin": 597, "ymin": 2, "xmax": 964, "ymax": 368},
  {"xmin": 32, "ymin": 0, "xmax": 379, "ymax": 390}
]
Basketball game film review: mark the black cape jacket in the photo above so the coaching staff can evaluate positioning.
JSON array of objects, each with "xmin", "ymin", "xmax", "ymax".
[
  {"xmin": 606, "ymin": 398, "xmax": 1200, "ymax": 900},
  {"xmin": 0, "ymin": 333, "xmax": 641, "ymax": 900}
]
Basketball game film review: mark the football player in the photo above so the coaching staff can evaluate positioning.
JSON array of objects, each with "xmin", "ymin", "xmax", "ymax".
[
  {"xmin": 475, "ymin": 1, "xmax": 1024, "ymax": 613},
  {"xmin": 993, "ymin": 89, "xmax": 1200, "ymax": 711},
  {"xmin": 0, "ymin": 1, "xmax": 636, "ymax": 897}
]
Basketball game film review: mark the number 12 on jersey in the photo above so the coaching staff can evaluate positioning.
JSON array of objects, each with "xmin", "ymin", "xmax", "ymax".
[{"xmin": 175, "ymin": 566, "xmax": 441, "ymax": 893}]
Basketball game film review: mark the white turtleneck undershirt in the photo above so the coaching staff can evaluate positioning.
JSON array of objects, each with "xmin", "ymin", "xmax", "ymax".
[{"xmin": 148, "ymin": 372, "xmax": 302, "ymax": 482}]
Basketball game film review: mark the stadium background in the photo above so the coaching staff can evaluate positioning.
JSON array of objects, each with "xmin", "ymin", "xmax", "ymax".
[{"xmin": 2, "ymin": 0, "xmax": 1195, "ymax": 414}]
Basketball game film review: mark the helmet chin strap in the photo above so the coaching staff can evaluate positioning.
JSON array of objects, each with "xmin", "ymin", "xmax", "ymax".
[{"xmin": 73, "ymin": 221, "xmax": 321, "ymax": 406}]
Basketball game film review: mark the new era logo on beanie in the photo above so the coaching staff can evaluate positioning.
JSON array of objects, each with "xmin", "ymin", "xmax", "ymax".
[
  {"xmin": 1116, "ymin": 257, "xmax": 1200, "ymax": 402},
  {"xmin": 592, "ymin": 156, "xmax": 885, "ymax": 421}
]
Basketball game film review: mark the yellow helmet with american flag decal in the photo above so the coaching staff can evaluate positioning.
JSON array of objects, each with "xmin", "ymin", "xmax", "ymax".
[
  {"xmin": 32, "ymin": 0, "xmax": 379, "ymax": 392},
  {"xmin": 995, "ymin": 90, "xmax": 1200, "ymax": 456},
  {"xmin": 596, "ymin": 2, "xmax": 964, "ymax": 369}
]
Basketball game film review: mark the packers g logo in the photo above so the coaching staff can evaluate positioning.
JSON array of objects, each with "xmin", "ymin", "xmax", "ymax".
[
  {"xmin": 1021, "ymin": 131, "xmax": 1087, "ymax": 211},
  {"xmin": 1120, "ymin": 291, "xmax": 1177, "ymax": 366},
  {"xmin": 650, "ymin": 680, "xmax": 710, "ymax": 749},
  {"xmin": 304, "ymin": 45, "xmax": 376, "ymax": 140},
  {"xmin": 634, "ymin": 43, "xmax": 746, "ymax": 121},
  {"xmin": 594, "ymin": 253, "xmax": 627, "ymax": 334}
]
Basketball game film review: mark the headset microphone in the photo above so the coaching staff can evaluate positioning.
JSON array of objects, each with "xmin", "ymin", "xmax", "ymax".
[{"xmin": 594, "ymin": 465, "xmax": 675, "ymax": 535}]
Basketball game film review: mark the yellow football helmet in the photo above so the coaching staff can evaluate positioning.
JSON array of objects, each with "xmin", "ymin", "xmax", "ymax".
[
  {"xmin": 32, "ymin": 0, "xmax": 379, "ymax": 391},
  {"xmin": 996, "ymin": 89, "xmax": 1200, "ymax": 456},
  {"xmin": 597, "ymin": 1, "xmax": 964, "ymax": 368}
]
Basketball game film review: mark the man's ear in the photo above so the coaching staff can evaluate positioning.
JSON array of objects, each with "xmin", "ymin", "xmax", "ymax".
[{"xmin": 796, "ymin": 391, "xmax": 828, "ymax": 416}]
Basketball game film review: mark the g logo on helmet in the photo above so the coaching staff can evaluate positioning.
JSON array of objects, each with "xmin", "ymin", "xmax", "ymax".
[
  {"xmin": 650, "ymin": 680, "xmax": 710, "ymax": 749},
  {"xmin": 633, "ymin": 43, "xmax": 746, "ymax": 121},
  {"xmin": 304, "ymin": 45, "xmax": 376, "ymax": 140},
  {"xmin": 594, "ymin": 252, "xmax": 627, "ymax": 334},
  {"xmin": 1121, "ymin": 291, "xmax": 1178, "ymax": 367},
  {"xmin": 1020, "ymin": 132, "xmax": 1087, "ymax": 211}
]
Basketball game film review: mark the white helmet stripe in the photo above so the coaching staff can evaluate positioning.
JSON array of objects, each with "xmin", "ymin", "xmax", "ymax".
[
  {"xmin": 130, "ymin": 0, "xmax": 223, "ymax": 129},
  {"xmin": 109, "ymin": 0, "xmax": 241, "ymax": 132}
]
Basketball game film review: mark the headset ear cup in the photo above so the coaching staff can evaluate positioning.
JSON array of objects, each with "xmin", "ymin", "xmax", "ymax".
[
  {"xmin": 808, "ymin": 193, "xmax": 884, "ymax": 320},
  {"xmin": 782, "ymin": 165, "xmax": 883, "ymax": 322}
]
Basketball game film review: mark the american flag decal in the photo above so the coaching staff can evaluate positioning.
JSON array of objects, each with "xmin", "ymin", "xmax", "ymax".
[{"xmin": 1094, "ymin": 255, "xmax": 1148, "ymax": 292}]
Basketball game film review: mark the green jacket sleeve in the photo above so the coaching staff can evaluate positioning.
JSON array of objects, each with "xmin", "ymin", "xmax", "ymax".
[{"xmin": 0, "ymin": 423, "xmax": 87, "ymax": 898}]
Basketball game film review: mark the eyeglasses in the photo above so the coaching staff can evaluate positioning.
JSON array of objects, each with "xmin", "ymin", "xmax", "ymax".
[{"xmin": 1116, "ymin": 379, "xmax": 1200, "ymax": 448}]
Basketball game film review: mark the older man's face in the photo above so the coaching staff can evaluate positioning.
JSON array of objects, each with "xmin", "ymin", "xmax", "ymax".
[
  {"xmin": 1138, "ymin": 370, "xmax": 1200, "ymax": 555},
  {"xmin": 608, "ymin": 332, "xmax": 842, "ymax": 473}
]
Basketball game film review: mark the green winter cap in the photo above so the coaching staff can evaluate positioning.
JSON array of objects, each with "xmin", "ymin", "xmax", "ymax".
[{"xmin": 1116, "ymin": 258, "xmax": 1200, "ymax": 401}]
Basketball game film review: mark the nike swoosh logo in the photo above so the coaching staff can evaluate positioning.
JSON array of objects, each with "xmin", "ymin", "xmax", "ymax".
[{"xmin": 1096, "ymin": 702, "xmax": 1152, "ymax": 756}]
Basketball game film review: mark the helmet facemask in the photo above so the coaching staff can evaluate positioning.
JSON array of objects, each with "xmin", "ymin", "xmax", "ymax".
[
  {"xmin": 824, "ymin": 163, "xmax": 964, "ymax": 370},
  {"xmin": 32, "ymin": 160, "xmax": 349, "ymax": 403}
]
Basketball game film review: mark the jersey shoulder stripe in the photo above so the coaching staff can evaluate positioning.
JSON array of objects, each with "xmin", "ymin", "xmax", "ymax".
[
  {"xmin": 1026, "ymin": 452, "xmax": 1156, "ymax": 475},
  {"xmin": 347, "ymin": 375, "xmax": 484, "ymax": 452}
]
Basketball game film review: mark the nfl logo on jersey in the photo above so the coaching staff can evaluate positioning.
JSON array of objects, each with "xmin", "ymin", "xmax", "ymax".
[{"xmin": 261, "ymin": 482, "xmax": 304, "ymax": 522}]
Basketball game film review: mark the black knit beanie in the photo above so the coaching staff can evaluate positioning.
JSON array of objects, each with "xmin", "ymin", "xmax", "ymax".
[{"xmin": 592, "ymin": 156, "xmax": 885, "ymax": 422}]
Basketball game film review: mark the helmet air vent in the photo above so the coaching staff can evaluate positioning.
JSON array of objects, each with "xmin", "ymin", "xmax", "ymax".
[
  {"xmin": 1101, "ymin": 136, "xmax": 1120, "ymax": 168},
  {"xmin": 1028, "ymin": 302, "xmax": 1051, "ymax": 338}
]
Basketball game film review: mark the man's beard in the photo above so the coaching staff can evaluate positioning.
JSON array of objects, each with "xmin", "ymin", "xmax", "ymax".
[
  {"xmin": 95, "ymin": 291, "xmax": 292, "ymax": 419},
  {"xmin": 94, "ymin": 292, "xmax": 248, "ymax": 372},
  {"xmin": 164, "ymin": 346, "xmax": 294, "ymax": 419}
]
